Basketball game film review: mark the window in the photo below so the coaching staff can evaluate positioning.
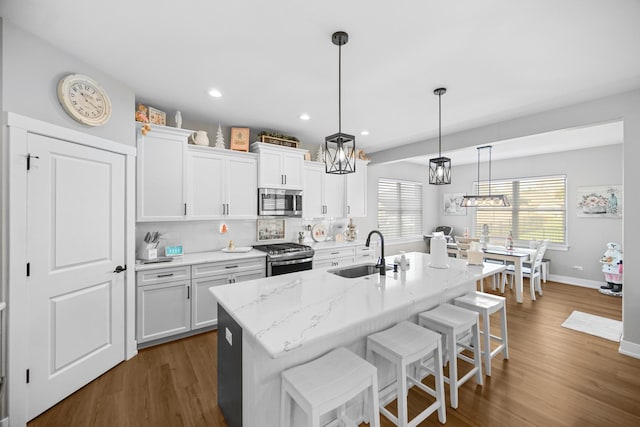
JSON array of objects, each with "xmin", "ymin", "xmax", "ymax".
[
  {"xmin": 377, "ymin": 178, "xmax": 423, "ymax": 239},
  {"xmin": 473, "ymin": 175, "xmax": 567, "ymax": 245}
]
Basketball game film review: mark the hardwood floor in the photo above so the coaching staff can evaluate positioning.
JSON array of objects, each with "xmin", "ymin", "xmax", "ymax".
[{"xmin": 28, "ymin": 281, "xmax": 640, "ymax": 426}]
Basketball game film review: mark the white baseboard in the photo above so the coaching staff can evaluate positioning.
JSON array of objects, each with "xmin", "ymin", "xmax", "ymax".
[
  {"xmin": 548, "ymin": 274, "xmax": 602, "ymax": 289},
  {"xmin": 619, "ymin": 339, "xmax": 640, "ymax": 359}
]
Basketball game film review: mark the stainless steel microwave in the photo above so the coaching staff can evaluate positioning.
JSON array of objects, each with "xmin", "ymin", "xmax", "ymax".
[{"xmin": 258, "ymin": 188, "xmax": 302, "ymax": 217}]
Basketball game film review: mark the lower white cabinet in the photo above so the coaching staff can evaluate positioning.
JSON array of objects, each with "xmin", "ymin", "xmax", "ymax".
[{"xmin": 136, "ymin": 256, "xmax": 265, "ymax": 345}]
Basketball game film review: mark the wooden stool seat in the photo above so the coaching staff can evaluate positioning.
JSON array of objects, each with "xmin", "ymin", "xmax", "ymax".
[
  {"xmin": 281, "ymin": 347, "xmax": 380, "ymax": 427},
  {"xmin": 367, "ymin": 321, "xmax": 446, "ymax": 426}
]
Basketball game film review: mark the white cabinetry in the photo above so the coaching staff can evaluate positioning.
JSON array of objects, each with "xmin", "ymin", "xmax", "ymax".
[
  {"xmin": 356, "ymin": 244, "xmax": 375, "ymax": 262},
  {"xmin": 345, "ymin": 160, "xmax": 369, "ymax": 217},
  {"xmin": 251, "ymin": 142, "xmax": 306, "ymax": 189},
  {"xmin": 136, "ymin": 256, "xmax": 265, "ymax": 345},
  {"xmin": 136, "ymin": 266, "xmax": 192, "ymax": 343},
  {"xmin": 313, "ymin": 246, "xmax": 356, "ymax": 269},
  {"xmin": 191, "ymin": 257, "xmax": 265, "ymax": 329},
  {"xmin": 187, "ymin": 147, "xmax": 257, "ymax": 219},
  {"xmin": 303, "ymin": 162, "xmax": 345, "ymax": 218},
  {"xmin": 136, "ymin": 123, "xmax": 193, "ymax": 221}
]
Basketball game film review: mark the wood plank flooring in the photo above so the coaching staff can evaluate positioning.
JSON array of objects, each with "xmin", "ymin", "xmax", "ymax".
[{"xmin": 28, "ymin": 280, "xmax": 640, "ymax": 426}]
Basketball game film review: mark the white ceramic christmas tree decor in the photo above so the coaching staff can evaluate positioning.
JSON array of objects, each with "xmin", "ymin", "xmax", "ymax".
[
  {"xmin": 215, "ymin": 124, "xmax": 226, "ymax": 149},
  {"xmin": 316, "ymin": 145, "xmax": 324, "ymax": 162}
]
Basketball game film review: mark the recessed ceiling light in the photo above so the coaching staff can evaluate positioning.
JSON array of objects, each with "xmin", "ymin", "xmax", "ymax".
[
  {"xmin": 360, "ymin": 130, "xmax": 369, "ymax": 136},
  {"xmin": 299, "ymin": 113, "xmax": 310, "ymax": 120},
  {"xmin": 208, "ymin": 88, "xmax": 222, "ymax": 98}
]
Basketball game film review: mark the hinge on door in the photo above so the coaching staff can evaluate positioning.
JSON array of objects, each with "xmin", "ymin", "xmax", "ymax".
[
  {"xmin": 26, "ymin": 154, "xmax": 40, "ymax": 171},
  {"xmin": 26, "ymin": 262, "xmax": 30, "ymax": 277},
  {"xmin": 26, "ymin": 369, "xmax": 30, "ymax": 384}
]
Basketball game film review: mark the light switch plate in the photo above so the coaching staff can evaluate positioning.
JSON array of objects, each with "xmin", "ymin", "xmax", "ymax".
[{"xmin": 225, "ymin": 327, "xmax": 233, "ymax": 346}]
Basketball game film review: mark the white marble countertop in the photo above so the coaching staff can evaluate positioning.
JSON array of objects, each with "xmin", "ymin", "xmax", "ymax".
[
  {"xmin": 134, "ymin": 249, "xmax": 267, "ymax": 271},
  {"xmin": 211, "ymin": 252, "xmax": 504, "ymax": 358}
]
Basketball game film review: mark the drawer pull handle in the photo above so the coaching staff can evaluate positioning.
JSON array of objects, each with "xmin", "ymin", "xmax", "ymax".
[
  {"xmin": 331, "ymin": 252, "xmax": 339, "ymax": 255},
  {"xmin": 157, "ymin": 273, "xmax": 174, "ymax": 278},
  {"xmin": 225, "ymin": 265, "xmax": 239, "ymax": 269}
]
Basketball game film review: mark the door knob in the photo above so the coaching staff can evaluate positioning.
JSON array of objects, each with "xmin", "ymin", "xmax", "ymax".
[{"xmin": 113, "ymin": 265, "xmax": 127, "ymax": 273}]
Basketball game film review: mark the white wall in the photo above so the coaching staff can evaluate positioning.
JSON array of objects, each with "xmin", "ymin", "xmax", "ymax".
[{"xmin": 2, "ymin": 20, "xmax": 135, "ymax": 145}]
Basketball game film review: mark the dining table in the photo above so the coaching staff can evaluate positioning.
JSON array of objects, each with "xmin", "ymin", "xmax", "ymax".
[{"xmin": 446, "ymin": 243, "xmax": 536, "ymax": 303}]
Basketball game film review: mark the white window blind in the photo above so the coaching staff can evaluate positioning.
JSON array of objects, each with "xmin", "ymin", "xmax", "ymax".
[
  {"xmin": 377, "ymin": 178, "xmax": 423, "ymax": 239},
  {"xmin": 473, "ymin": 175, "xmax": 567, "ymax": 244}
]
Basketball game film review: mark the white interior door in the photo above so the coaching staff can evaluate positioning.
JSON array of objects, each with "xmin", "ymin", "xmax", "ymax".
[{"xmin": 26, "ymin": 133, "xmax": 126, "ymax": 420}]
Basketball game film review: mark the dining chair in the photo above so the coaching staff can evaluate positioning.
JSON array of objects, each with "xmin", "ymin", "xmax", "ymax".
[
  {"xmin": 454, "ymin": 236, "xmax": 479, "ymax": 260},
  {"xmin": 502, "ymin": 240, "xmax": 548, "ymax": 299}
]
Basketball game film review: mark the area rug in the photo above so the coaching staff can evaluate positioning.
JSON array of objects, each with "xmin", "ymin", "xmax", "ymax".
[{"xmin": 561, "ymin": 310, "xmax": 622, "ymax": 342}]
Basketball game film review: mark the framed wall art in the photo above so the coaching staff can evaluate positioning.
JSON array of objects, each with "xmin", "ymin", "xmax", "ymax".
[
  {"xmin": 257, "ymin": 218, "xmax": 285, "ymax": 241},
  {"xmin": 576, "ymin": 185, "xmax": 622, "ymax": 218},
  {"xmin": 443, "ymin": 192, "xmax": 466, "ymax": 216},
  {"xmin": 148, "ymin": 106, "xmax": 166, "ymax": 125},
  {"xmin": 230, "ymin": 127, "xmax": 250, "ymax": 152}
]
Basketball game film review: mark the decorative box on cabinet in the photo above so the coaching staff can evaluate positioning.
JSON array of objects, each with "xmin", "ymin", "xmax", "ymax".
[
  {"xmin": 303, "ymin": 161, "xmax": 345, "ymax": 218},
  {"xmin": 186, "ymin": 146, "xmax": 258, "ymax": 220},
  {"xmin": 313, "ymin": 246, "xmax": 356, "ymax": 269},
  {"xmin": 136, "ymin": 123, "xmax": 193, "ymax": 221},
  {"xmin": 345, "ymin": 160, "xmax": 369, "ymax": 217},
  {"xmin": 251, "ymin": 142, "xmax": 307, "ymax": 190}
]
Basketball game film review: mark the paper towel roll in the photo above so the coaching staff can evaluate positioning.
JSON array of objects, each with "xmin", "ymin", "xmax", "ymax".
[{"xmin": 429, "ymin": 236, "xmax": 449, "ymax": 269}]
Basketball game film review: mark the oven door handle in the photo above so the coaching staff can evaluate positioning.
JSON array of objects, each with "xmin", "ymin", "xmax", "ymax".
[{"xmin": 270, "ymin": 257, "xmax": 314, "ymax": 267}]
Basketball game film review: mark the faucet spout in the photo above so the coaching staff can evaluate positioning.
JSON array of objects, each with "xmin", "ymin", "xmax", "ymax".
[{"xmin": 365, "ymin": 230, "xmax": 386, "ymax": 275}]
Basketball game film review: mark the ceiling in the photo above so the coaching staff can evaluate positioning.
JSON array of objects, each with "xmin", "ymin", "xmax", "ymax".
[{"xmin": 2, "ymin": 0, "xmax": 639, "ymax": 157}]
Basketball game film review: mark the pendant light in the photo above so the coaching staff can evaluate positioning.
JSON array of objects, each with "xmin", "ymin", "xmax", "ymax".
[
  {"xmin": 325, "ymin": 31, "xmax": 355, "ymax": 175},
  {"xmin": 460, "ymin": 145, "xmax": 510, "ymax": 207},
  {"xmin": 429, "ymin": 88, "xmax": 451, "ymax": 185}
]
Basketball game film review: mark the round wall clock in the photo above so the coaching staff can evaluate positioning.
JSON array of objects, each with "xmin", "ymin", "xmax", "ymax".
[{"xmin": 57, "ymin": 74, "xmax": 112, "ymax": 126}]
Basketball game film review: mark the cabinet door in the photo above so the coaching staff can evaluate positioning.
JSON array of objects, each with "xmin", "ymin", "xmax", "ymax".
[
  {"xmin": 258, "ymin": 150, "xmax": 284, "ymax": 188},
  {"xmin": 282, "ymin": 152, "xmax": 304, "ymax": 189},
  {"xmin": 233, "ymin": 269, "xmax": 265, "ymax": 283},
  {"xmin": 303, "ymin": 164, "xmax": 324, "ymax": 217},
  {"xmin": 187, "ymin": 151, "xmax": 225, "ymax": 219},
  {"xmin": 324, "ymin": 173, "xmax": 345, "ymax": 217},
  {"xmin": 226, "ymin": 156, "xmax": 257, "ymax": 218},
  {"xmin": 192, "ymin": 275, "xmax": 230, "ymax": 329},
  {"xmin": 345, "ymin": 163, "xmax": 367, "ymax": 217},
  {"xmin": 137, "ymin": 281, "xmax": 190, "ymax": 343},
  {"xmin": 137, "ymin": 129, "xmax": 189, "ymax": 221}
]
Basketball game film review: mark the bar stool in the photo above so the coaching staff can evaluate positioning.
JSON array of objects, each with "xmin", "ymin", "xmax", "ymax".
[
  {"xmin": 454, "ymin": 291, "xmax": 509, "ymax": 377},
  {"xmin": 418, "ymin": 304, "xmax": 483, "ymax": 409},
  {"xmin": 280, "ymin": 347, "xmax": 380, "ymax": 427},
  {"xmin": 366, "ymin": 321, "xmax": 446, "ymax": 426}
]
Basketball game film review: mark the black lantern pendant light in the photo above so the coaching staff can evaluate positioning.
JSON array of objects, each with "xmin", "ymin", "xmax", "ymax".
[
  {"xmin": 460, "ymin": 145, "xmax": 510, "ymax": 207},
  {"xmin": 429, "ymin": 87, "xmax": 451, "ymax": 185},
  {"xmin": 325, "ymin": 31, "xmax": 355, "ymax": 175}
]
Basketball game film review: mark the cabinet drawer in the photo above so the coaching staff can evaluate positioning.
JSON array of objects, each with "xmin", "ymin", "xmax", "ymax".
[
  {"xmin": 136, "ymin": 265, "xmax": 191, "ymax": 286},
  {"xmin": 313, "ymin": 247, "xmax": 356, "ymax": 261},
  {"xmin": 192, "ymin": 257, "xmax": 266, "ymax": 279}
]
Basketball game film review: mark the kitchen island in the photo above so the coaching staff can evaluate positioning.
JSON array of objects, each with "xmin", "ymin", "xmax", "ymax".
[{"xmin": 210, "ymin": 252, "xmax": 504, "ymax": 426}]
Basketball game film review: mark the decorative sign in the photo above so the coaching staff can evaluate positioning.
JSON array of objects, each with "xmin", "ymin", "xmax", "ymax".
[
  {"xmin": 148, "ymin": 106, "xmax": 166, "ymax": 125},
  {"xmin": 576, "ymin": 185, "xmax": 622, "ymax": 218},
  {"xmin": 257, "ymin": 218, "xmax": 285, "ymax": 241},
  {"xmin": 230, "ymin": 127, "xmax": 250, "ymax": 152}
]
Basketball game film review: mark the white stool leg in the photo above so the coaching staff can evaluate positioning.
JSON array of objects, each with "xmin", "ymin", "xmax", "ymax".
[
  {"xmin": 280, "ymin": 385, "xmax": 291, "ymax": 427},
  {"xmin": 482, "ymin": 311, "xmax": 492, "ymax": 376},
  {"xmin": 310, "ymin": 407, "xmax": 320, "ymax": 427},
  {"xmin": 369, "ymin": 375, "xmax": 381, "ymax": 427},
  {"xmin": 501, "ymin": 304, "xmax": 509, "ymax": 360},
  {"xmin": 397, "ymin": 361, "xmax": 408, "ymax": 426},
  {"xmin": 472, "ymin": 321, "xmax": 484, "ymax": 385},
  {"xmin": 435, "ymin": 341, "xmax": 446, "ymax": 424},
  {"xmin": 447, "ymin": 331, "xmax": 459, "ymax": 409}
]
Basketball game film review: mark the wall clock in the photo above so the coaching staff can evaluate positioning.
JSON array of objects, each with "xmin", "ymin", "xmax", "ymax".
[{"xmin": 57, "ymin": 74, "xmax": 112, "ymax": 126}]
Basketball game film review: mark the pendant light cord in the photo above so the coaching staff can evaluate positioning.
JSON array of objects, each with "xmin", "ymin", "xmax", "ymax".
[
  {"xmin": 338, "ymin": 43, "xmax": 342, "ymax": 134},
  {"xmin": 438, "ymin": 91, "xmax": 442, "ymax": 157}
]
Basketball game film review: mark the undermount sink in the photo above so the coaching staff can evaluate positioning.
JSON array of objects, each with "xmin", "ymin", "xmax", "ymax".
[{"xmin": 328, "ymin": 263, "xmax": 392, "ymax": 278}]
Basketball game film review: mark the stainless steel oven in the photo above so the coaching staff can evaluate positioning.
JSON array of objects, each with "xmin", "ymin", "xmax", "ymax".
[
  {"xmin": 258, "ymin": 188, "xmax": 302, "ymax": 217},
  {"xmin": 253, "ymin": 243, "xmax": 314, "ymax": 276}
]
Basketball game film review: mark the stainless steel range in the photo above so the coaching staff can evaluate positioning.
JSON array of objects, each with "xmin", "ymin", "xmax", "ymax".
[{"xmin": 253, "ymin": 242, "xmax": 315, "ymax": 276}]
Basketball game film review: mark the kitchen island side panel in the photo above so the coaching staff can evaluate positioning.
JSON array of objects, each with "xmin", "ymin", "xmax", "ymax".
[{"xmin": 217, "ymin": 304, "xmax": 242, "ymax": 427}]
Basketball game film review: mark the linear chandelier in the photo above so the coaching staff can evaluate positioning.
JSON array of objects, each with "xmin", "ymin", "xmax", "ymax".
[{"xmin": 460, "ymin": 145, "xmax": 510, "ymax": 207}]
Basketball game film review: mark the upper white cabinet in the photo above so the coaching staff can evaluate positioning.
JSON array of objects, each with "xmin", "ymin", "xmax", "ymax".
[
  {"xmin": 345, "ymin": 160, "xmax": 369, "ymax": 217},
  {"xmin": 186, "ymin": 146, "xmax": 257, "ymax": 220},
  {"xmin": 251, "ymin": 142, "xmax": 306, "ymax": 190},
  {"xmin": 136, "ymin": 123, "xmax": 193, "ymax": 221},
  {"xmin": 303, "ymin": 161, "xmax": 345, "ymax": 218}
]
